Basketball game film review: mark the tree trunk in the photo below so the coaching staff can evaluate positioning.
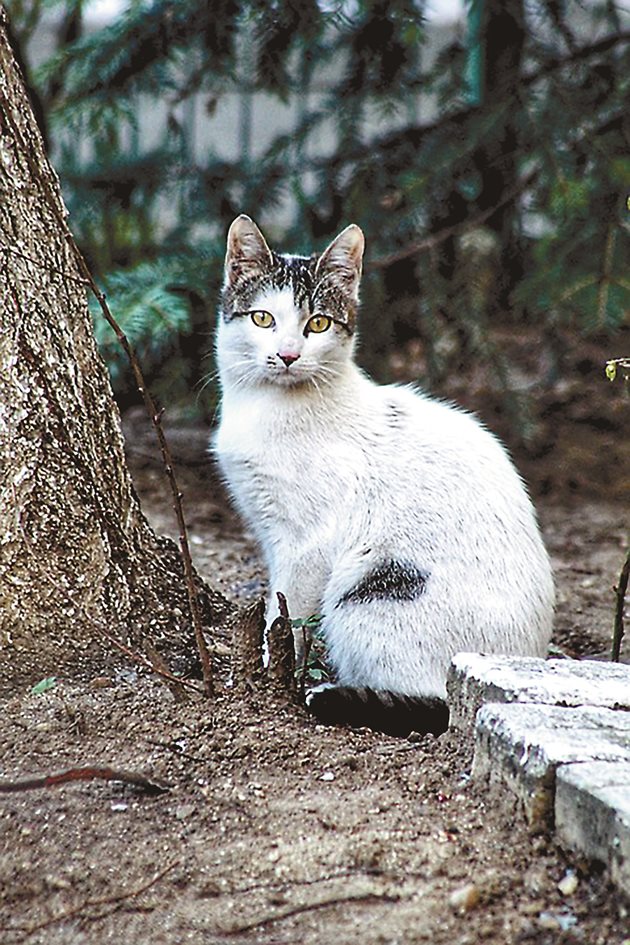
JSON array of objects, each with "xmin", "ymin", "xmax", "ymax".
[{"xmin": 0, "ymin": 6, "xmax": 232, "ymax": 693}]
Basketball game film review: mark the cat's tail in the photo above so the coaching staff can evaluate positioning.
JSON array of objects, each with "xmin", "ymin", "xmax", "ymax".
[{"xmin": 306, "ymin": 685, "xmax": 449, "ymax": 738}]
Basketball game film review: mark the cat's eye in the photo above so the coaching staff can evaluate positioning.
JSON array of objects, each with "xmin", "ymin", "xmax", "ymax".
[
  {"xmin": 250, "ymin": 310, "xmax": 275, "ymax": 329},
  {"xmin": 305, "ymin": 315, "xmax": 332, "ymax": 335}
]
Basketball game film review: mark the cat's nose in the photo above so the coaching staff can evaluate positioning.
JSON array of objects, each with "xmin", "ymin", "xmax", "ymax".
[{"xmin": 278, "ymin": 351, "xmax": 300, "ymax": 368}]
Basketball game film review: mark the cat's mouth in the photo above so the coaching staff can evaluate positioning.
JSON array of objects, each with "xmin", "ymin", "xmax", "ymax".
[
  {"xmin": 262, "ymin": 361, "xmax": 323, "ymax": 390},
  {"xmin": 271, "ymin": 367, "xmax": 310, "ymax": 387}
]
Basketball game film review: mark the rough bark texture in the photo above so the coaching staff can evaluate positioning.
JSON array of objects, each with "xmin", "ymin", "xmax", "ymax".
[{"xmin": 0, "ymin": 6, "xmax": 233, "ymax": 692}]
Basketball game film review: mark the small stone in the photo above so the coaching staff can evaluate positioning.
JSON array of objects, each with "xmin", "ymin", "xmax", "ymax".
[
  {"xmin": 538, "ymin": 910, "xmax": 577, "ymax": 932},
  {"xmin": 538, "ymin": 911, "xmax": 561, "ymax": 931},
  {"xmin": 48, "ymin": 876, "xmax": 71, "ymax": 890},
  {"xmin": 175, "ymin": 804, "xmax": 195, "ymax": 820},
  {"xmin": 449, "ymin": 882, "xmax": 481, "ymax": 912},
  {"xmin": 557, "ymin": 870, "xmax": 579, "ymax": 896},
  {"xmin": 320, "ymin": 771, "xmax": 335, "ymax": 782},
  {"xmin": 523, "ymin": 864, "xmax": 548, "ymax": 896},
  {"xmin": 90, "ymin": 676, "xmax": 114, "ymax": 688}
]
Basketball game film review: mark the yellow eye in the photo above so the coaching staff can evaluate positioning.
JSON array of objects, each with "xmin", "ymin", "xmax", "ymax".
[
  {"xmin": 305, "ymin": 315, "xmax": 332, "ymax": 334},
  {"xmin": 250, "ymin": 310, "xmax": 275, "ymax": 328}
]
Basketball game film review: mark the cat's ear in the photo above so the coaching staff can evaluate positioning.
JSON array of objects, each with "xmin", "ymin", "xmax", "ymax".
[
  {"xmin": 225, "ymin": 215, "xmax": 273, "ymax": 286},
  {"xmin": 315, "ymin": 225, "xmax": 365, "ymax": 298}
]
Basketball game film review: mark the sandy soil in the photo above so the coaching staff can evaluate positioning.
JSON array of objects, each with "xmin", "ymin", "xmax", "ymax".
[{"xmin": 1, "ymin": 363, "xmax": 628, "ymax": 945}]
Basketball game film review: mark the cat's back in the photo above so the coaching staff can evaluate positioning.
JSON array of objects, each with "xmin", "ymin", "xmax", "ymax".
[{"xmin": 352, "ymin": 380, "xmax": 527, "ymax": 500}]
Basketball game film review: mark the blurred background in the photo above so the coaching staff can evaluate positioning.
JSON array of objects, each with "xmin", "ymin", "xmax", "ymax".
[{"xmin": 5, "ymin": 0, "xmax": 629, "ymax": 470}]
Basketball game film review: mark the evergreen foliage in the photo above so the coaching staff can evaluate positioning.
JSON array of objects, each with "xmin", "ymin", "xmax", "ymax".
[{"xmin": 8, "ymin": 0, "xmax": 630, "ymax": 425}]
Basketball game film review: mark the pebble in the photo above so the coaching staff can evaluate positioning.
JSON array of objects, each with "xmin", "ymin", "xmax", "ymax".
[
  {"xmin": 449, "ymin": 882, "xmax": 481, "ymax": 912},
  {"xmin": 538, "ymin": 910, "xmax": 577, "ymax": 932},
  {"xmin": 320, "ymin": 771, "xmax": 335, "ymax": 782},
  {"xmin": 557, "ymin": 870, "xmax": 579, "ymax": 896},
  {"xmin": 175, "ymin": 804, "xmax": 195, "ymax": 820}
]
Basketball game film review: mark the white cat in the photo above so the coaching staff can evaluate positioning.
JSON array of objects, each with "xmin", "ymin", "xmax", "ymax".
[{"xmin": 213, "ymin": 215, "xmax": 554, "ymax": 734}]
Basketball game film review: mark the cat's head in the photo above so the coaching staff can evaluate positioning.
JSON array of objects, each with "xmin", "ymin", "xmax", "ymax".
[{"xmin": 217, "ymin": 215, "xmax": 364, "ymax": 390}]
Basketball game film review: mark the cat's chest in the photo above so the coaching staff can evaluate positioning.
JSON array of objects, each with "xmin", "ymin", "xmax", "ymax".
[{"xmin": 214, "ymin": 394, "xmax": 366, "ymax": 530}]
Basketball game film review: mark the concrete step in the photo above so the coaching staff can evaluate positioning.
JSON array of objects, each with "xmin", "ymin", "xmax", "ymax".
[
  {"xmin": 556, "ymin": 760, "xmax": 630, "ymax": 895},
  {"xmin": 448, "ymin": 653, "xmax": 630, "ymax": 735},
  {"xmin": 447, "ymin": 653, "xmax": 630, "ymax": 898}
]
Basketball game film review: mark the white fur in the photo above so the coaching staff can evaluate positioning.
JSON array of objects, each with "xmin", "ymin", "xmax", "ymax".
[{"xmin": 213, "ymin": 235, "xmax": 554, "ymax": 701}]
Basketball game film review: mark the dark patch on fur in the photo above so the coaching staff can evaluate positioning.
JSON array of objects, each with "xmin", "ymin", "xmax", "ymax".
[
  {"xmin": 386, "ymin": 401, "xmax": 407, "ymax": 427},
  {"xmin": 308, "ymin": 686, "xmax": 449, "ymax": 737},
  {"xmin": 221, "ymin": 251, "xmax": 357, "ymax": 332},
  {"xmin": 337, "ymin": 560, "xmax": 429, "ymax": 607}
]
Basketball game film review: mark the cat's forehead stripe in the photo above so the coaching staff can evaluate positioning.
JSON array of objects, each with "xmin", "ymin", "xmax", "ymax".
[
  {"xmin": 222, "ymin": 250, "xmax": 357, "ymax": 330},
  {"xmin": 270, "ymin": 252, "xmax": 317, "ymax": 305}
]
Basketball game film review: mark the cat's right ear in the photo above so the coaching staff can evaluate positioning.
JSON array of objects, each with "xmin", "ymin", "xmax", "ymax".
[{"xmin": 224, "ymin": 215, "xmax": 273, "ymax": 287}]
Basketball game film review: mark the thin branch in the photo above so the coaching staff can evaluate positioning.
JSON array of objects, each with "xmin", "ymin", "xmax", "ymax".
[
  {"xmin": 368, "ymin": 168, "xmax": 539, "ymax": 270},
  {"xmin": 1, "ymin": 862, "xmax": 178, "ymax": 939},
  {"xmin": 220, "ymin": 891, "xmax": 399, "ymax": 936},
  {"xmin": 317, "ymin": 30, "xmax": 630, "ymax": 173},
  {"xmin": 612, "ymin": 547, "xmax": 629, "ymax": 662},
  {"xmin": 71, "ymin": 254, "xmax": 215, "ymax": 698},
  {"xmin": 97, "ymin": 625, "xmax": 203, "ymax": 696},
  {"xmin": 2, "ymin": 244, "xmax": 91, "ymax": 286},
  {"xmin": 0, "ymin": 86, "xmax": 214, "ymax": 698},
  {"xmin": 0, "ymin": 765, "xmax": 170, "ymax": 795},
  {"xmin": 143, "ymin": 639, "xmax": 189, "ymax": 703}
]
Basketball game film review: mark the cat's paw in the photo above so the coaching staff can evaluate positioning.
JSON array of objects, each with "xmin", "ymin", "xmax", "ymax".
[{"xmin": 306, "ymin": 685, "xmax": 449, "ymax": 738}]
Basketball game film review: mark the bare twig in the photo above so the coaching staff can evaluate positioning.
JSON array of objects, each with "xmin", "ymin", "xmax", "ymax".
[
  {"xmin": 612, "ymin": 547, "xmax": 630, "ymax": 662},
  {"xmin": 98, "ymin": 625, "xmax": 203, "ymax": 695},
  {"xmin": 313, "ymin": 31, "xmax": 630, "ymax": 176},
  {"xmin": 143, "ymin": 640, "xmax": 189, "ymax": 703},
  {"xmin": 299, "ymin": 627, "xmax": 313, "ymax": 701},
  {"xmin": 2, "ymin": 861, "xmax": 178, "ymax": 939},
  {"xmin": 0, "ymin": 766, "xmax": 170, "ymax": 795},
  {"xmin": 72, "ymin": 252, "xmax": 215, "ymax": 698},
  {"xmin": 3, "ymin": 244, "xmax": 91, "ymax": 286},
  {"xmin": 0, "ymin": 87, "xmax": 213, "ymax": 697},
  {"xmin": 220, "ymin": 891, "xmax": 399, "ymax": 935},
  {"xmin": 368, "ymin": 168, "xmax": 539, "ymax": 270}
]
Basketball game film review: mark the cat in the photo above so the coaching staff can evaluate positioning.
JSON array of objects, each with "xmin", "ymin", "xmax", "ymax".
[{"xmin": 213, "ymin": 215, "xmax": 555, "ymax": 736}]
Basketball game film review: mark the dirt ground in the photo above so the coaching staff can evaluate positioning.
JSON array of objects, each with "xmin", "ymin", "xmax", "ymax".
[{"xmin": 1, "ymin": 343, "xmax": 629, "ymax": 945}]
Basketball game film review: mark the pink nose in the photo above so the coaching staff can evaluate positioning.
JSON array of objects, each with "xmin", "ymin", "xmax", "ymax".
[{"xmin": 278, "ymin": 352, "xmax": 300, "ymax": 367}]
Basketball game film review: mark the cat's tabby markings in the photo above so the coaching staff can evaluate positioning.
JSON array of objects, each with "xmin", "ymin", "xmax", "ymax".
[{"xmin": 213, "ymin": 215, "xmax": 554, "ymax": 736}]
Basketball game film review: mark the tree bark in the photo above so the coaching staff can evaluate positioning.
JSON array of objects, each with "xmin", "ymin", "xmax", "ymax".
[{"xmin": 0, "ymin": 5, "xmax": 233, "ymax": 693}]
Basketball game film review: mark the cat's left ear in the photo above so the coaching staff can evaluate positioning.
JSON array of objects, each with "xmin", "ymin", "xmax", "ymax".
[
  {"xmin": 315, "ymin": 225, "xmax": 365, "ymax": 299},
  {"xmin": 224, "ymin": 214, "xmax": 273, "ymax": 287}
]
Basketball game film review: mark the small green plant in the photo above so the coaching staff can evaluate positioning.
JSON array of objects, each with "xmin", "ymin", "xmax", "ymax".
[
  {"xmin": 30, "ymin": 676, "xmax": 57, "ymax": 695},
  {"xmin": 604, "ymin": 358, "xmax": 629, "ymax": 661},
  {"xmin": 291, "ymin": 614, "xmax": 332, "ymax": 687},
  {"xmin": 605, "ymin": 358, "xmax": 630, "ymax": 383},
  {"xmin": 291, "ymin": 614, "xmax": 323, "ymax": 633}
]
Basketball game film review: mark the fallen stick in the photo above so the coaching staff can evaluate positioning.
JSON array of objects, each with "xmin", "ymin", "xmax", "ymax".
[
  {"xmin": 0, "ymin": 766, "xmax": 170, "ymax": 795},
  {"xmin": 1, "ymin": 861, "xmax": 178, "ymax": 939},
  {"xmin": 220, "ymin": 891, "xmax": 399, "ymax": 935}
]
